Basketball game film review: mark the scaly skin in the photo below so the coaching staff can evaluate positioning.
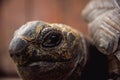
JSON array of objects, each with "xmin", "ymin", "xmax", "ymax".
[
  {"xmin": 9, "ymin": 21, "xmax": 88, "ymax": 80},
  {"xmin": 82, "ymin": 0, "xmax": 120, "ymax": 79}
]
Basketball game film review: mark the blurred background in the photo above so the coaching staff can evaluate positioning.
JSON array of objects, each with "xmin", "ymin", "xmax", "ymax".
[{"xmin": 0, "ymin": 0, "xmax": 89, "ymax": 79}]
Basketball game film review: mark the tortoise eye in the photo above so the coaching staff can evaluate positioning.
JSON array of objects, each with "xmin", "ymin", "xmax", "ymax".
[{"xmin": 42, "ymin": 32, "xmax": 62, "ymax": 48}]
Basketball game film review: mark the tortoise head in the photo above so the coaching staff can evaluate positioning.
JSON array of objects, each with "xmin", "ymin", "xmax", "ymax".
[{"xmin": 9, "ymin": 21, "xmax": 87, "ymax": 80}]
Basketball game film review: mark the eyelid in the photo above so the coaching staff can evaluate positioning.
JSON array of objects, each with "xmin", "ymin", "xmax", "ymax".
[{"xmin": 41, "ymin": 31, "xmax": 63, "ymax": 48}]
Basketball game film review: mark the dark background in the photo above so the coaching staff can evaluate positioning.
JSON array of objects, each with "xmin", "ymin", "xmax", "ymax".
[{"xmin": 0, "ymin": 0, "xmax": 89, "ymax": 79}]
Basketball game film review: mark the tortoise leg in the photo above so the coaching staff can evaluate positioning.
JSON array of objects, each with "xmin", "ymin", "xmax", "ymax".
[
  {"xmin": 108, "ymin": 55, "xmax": 120, "ymax": 80},
  {"xmin": 82, "ymin": 0, "xmax": 120, "ymax": 79}
]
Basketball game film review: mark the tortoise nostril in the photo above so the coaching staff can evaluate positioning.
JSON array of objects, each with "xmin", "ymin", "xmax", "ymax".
[
  {"xmin": 9, "ymin": 38, "xmax": 28, "ymax": 54},
  {"xmin": 15, "ymin": 54, "xmax": 21, "ymax": 58},
  {"xmin": 10, "ymin": 53, "xmax": 20, "ymax": 58}
]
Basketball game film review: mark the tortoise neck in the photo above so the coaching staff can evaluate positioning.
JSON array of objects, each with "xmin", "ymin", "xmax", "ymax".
[{"xmin": 66, "ymin": 34, "xmax": 89, "ymax": 80}]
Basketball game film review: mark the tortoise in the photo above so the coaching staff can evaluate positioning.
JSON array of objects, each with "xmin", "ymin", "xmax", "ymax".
[
  {"xmin": 9, "ymin": 21, "xmax": 88, "ymax": 80},
  {"xmin": 9, "ymin": 0, "xmax": 120, "ymax": 80},
  {"xmin": 9, "ymin": 21, "xmax": 109, "ymax": 80}
]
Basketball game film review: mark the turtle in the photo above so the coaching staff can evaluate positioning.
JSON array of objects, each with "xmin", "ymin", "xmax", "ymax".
[
  {"xmin": 8, "ymin": 0, "xmax": 120, "ymax": 80},
  {"xmin": 9, "ymin": 21, "xmax": 109, "ymax": 80}
]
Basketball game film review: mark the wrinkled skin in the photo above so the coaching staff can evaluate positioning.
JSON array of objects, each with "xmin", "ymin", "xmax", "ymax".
[
  {"xmin": 9, "ymin": 21, "xmax": 88, "ymax": 80},
  {"xmin": 82, "ymin": 0, "xmax": 120, "ymax": 79}
]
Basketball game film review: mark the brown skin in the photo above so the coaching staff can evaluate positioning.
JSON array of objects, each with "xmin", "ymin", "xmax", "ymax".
[{"xmin": 9, "ymin": 21, "xmax": 87, "ymax": 80}]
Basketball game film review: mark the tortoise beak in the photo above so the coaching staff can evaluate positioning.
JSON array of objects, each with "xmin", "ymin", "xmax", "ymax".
[{"xmin": 9, "ymin": 37, "xmax": 28, "ymax": 57}]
